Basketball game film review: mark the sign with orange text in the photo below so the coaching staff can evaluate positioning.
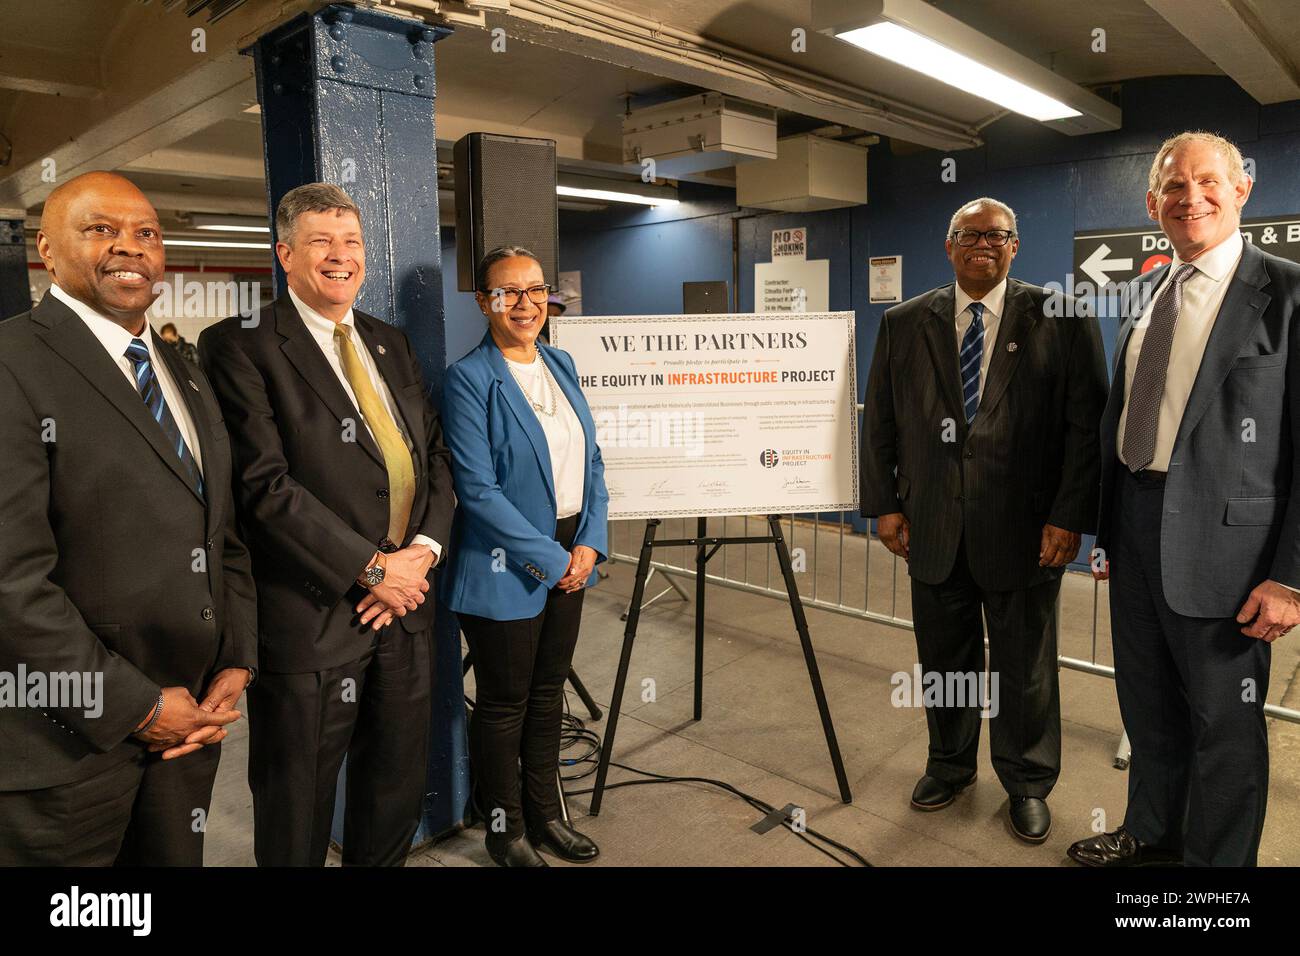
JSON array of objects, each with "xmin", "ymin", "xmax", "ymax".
[{"xmin": 550, "ymin": 312, "xmax": 859, "ymax": 519}]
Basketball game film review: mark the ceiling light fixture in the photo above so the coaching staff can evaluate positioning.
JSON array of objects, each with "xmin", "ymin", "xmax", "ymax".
[{"xmin": 813, "ymin": 0, "xmax": 1120, "ymax": 134}]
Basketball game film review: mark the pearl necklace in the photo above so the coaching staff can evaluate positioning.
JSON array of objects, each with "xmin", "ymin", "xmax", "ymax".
[{"xmin": 508, "ymin": 351, "xmax": 557, "ymax": 417}]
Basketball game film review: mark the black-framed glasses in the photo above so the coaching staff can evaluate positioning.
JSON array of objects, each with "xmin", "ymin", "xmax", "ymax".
[
  {"xmin": 485, "ymin": 284, "xmax": 551, "ymax": 308},
  {"xmin": 951, "ymin": 228, "xmax": 1016, "ymax": 247}
]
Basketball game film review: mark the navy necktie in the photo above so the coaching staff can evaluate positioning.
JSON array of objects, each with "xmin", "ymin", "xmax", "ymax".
[
  {"xmin": 125, "ymin": 338, "xmax": 204, "ymax": 498},
  {"xmin": 959, "ymin": 302, "xmax": 985, "ymax": 424}
]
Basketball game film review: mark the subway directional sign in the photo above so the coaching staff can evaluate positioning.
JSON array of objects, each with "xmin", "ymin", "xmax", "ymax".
[{"xmin": 1073, "ymin": 216, "xmax": 1300, "ymax": 286}]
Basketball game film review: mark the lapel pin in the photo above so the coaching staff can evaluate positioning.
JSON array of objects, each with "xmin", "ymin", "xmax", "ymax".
[
  {"xmin": 188, "ymin": 380, "xmax": 200, "ymax": 391},
  {"xmin": 1007, "ymin": 342, "xmax": 1018, "ymax": 352},
  {"xmin": 377, "ymin": 345, "xmax": 387, "ymax": 355}
]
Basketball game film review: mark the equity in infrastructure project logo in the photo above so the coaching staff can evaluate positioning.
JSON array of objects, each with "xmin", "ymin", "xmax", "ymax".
[{"xmin": 759, "ymin": 448, "xmax": 780, "ymax": 468}]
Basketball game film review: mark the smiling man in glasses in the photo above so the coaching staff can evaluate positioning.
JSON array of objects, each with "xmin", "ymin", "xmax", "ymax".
[
  {"xmin": 198, "ymin": 183, "xmax": 455, "ymax": 866},
  {"xmin": 861, "ymin": 197, "xmax": 1107, "ymax": 844}
]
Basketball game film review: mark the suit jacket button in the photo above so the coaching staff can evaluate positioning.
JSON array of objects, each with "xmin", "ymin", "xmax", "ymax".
[
  {"xmin": 207, "ymin": 538, "xmax": 215, "ymax": 550},
  {"xmin": 377, "ymin": 488, "xmax": 389, "ymax": 499},
  {"xmin": 202, "ymin": 606, "xmax": 215, "ymax": 621}
]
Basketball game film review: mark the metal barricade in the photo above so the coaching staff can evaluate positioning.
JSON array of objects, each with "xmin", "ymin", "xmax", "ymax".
[{"xmin": 606, "ymin": 514, "xmax": 1300, "ymax": 726}]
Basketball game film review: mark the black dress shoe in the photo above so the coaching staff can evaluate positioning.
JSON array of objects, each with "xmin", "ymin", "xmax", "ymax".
[
  {"xmin": 1067, "ymin": 827, "xmax": 1181, "ymax": 867},
  {"xmin": 910, "ymin": 772, "xmax": 976, "ymax": 811},
  {"xmin": 526, "ymin": 819, "xmax": 600, "ymax": 863},
  {"xmin": 1008, "ymin": 797, "xmax": 1051, "ymax": 843},
  {"xmin": 486, "ymin": 834, "xmax": 548, "ymax": 867}
]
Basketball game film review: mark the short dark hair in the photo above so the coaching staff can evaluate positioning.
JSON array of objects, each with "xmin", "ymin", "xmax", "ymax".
[
  {"xmin": 159, "ymin": 322, "xmax": 178, "ymax": 336},
  {"xmin": 275, "ymin": 182, "xmax": 362, "ymax": 247},
  {"xmin": 475, "ymin": 245, "xmax": 540, "ymax": 292}
]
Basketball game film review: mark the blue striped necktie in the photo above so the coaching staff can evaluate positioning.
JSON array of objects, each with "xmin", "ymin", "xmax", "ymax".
[
  {"xmin": 125, "ymin": 338, "xmax": 204, "ymax": 497},
  {"xmin": 959, "ymin": 301, "xmax": 985, "ymax": 423}
]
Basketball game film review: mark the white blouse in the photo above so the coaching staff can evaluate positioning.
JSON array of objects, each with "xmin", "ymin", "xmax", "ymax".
[{"xmin": 504, "ymin": 353, "xmax": 586, "ymax": 519}]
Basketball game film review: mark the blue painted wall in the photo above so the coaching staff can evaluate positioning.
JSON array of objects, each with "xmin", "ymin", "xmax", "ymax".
[{"xmin": 542, "ymin": 75, "xmax": 1300, "ymax": 542}]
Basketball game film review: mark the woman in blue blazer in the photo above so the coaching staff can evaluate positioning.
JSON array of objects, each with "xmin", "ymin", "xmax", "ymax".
[{"xmin": 442, "ymin": 246, "xmax": 608, "ymax": 867}]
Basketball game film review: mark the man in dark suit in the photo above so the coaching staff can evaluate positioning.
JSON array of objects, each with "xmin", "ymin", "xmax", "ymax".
[
  {"xmin": 199, "ymin": 183, "xmax": 455, "ymax": 867},
  {"xmin": 861, "ymin": 197, "xmax": 1107, "ymax": 843},
  {"xmin": 0, "ymin": 171, "xmax": 256, "ymax": 865},
  {"xmin": 1069, "ymin": 132, "xmax": 1300, "ymax": 868}
]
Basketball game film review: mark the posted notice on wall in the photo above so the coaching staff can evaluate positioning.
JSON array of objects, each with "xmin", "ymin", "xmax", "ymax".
[
  {"xmin": 771, "ymin": 226, "xmax": 807, "ymax": 259},
  {"xmin": 550, "ymin": 312, "xmax": 859, "ymax": 519},
  {"xmin": 868, "ymin": 255, "xmax": 902, "ymax": 303},
  {"xmin": 754, "ymin": 258, "xmax": 830, "ymax": 313}
]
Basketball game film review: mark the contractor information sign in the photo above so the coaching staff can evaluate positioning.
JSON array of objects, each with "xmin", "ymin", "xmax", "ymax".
[{"xmin": 550, "ymin": 312, "xmax": 859, "ymax": 520}]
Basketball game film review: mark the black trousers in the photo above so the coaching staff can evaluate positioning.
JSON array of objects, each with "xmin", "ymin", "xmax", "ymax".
[
  {"xmin": 909, "ymin": 537, "xmax": 1062, "ymax": 797},
  {"xmin": 0, "ymin": 741, "xmax": 220, "ymax": 866},
  {"xmin": 459, "ymin": 513, "xmax": 585, "ymax": 843},
  {"xmin": 1110, "ymin": 467, "xmax": 1271, "ymax": 866},
  {"xmin": 248, "ymin": 623, "xmax": 434, "ymax": 867}
]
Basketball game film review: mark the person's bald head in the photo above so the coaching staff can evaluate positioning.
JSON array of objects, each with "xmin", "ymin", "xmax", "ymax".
[{"xmin": 37, "ymin": 171, "xmax": 165, "ymax": 332}]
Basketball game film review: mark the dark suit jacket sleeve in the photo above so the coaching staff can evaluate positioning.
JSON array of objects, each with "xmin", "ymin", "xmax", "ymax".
[
  {"xmin": 214, "ymin": 472, "xmax": 258, "ymax": 677},
  {"xmin": 1048, "ymin": 309, "xmax": 1109, "ymax": 534},
  {"xmin": 0, "ymin": 358, "xmax": 159, "ymax": 751},
  {"xmin": 860, "ymin": 310, "xmax": 902, "ymax": 517},
  {"xmin": 199, "ymin": 326, "xmax": 377, "ymax": 607},
  {"xmin": 1268, "ymin": 300, "xmax": 1300, "ymax": 587},
  {"xmin": 403, "ymin": 334, "xmax": 455, "ymax": 557}
]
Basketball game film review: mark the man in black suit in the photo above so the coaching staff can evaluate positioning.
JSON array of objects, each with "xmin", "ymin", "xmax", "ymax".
[
  {"xmin": 199, "ymin": 183, "xmax": 455, "ymax": 866},
  {"xmin": 861, "ymin": 197, "xmax": 1107, "ymax": 843},
  {"xmin": 0, "ymin": 171, "xmax": 256, "ymax": 865},
  {"xmin": 1069, "ymin": 132, "xmax": 1300, "ymax": 868}
]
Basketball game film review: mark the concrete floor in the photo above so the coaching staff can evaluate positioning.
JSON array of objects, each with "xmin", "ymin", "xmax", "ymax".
[{"xmin": 203, "ymin": 521, "xmax": 1300, "ymax": 867}]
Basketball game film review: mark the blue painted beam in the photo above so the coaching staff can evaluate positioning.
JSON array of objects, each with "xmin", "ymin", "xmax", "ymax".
[
  {"xmin": 0, "ymin": 219, "xmax": 29, "ymax": 321},
  {"xmin": 248, "ymin": 4, "xmax": 469, "ymax": 845}
]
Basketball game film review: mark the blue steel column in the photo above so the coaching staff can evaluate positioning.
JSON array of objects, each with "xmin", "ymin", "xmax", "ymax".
[
  {"xmin": 0, "ymin": 219, "xmax": 29, "ymax": 321},
  {"xmin": 249, "ymin": 5, "xmax": 468, "ymax": 843}
]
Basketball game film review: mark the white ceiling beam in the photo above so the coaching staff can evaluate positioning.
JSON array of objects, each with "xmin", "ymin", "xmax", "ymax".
[
  {"xmin": 123, "ymin": 146, "xmax": 267, "ymax": 183},
  {"xmin": 1144, "ymin": 0, "xmax": 1300, "ymax": 104},
  {"xmin": 0, "ymin": 42, "xmax": 101, "ymax": 98}
]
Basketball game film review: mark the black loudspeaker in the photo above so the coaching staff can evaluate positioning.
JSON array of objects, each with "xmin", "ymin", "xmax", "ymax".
[{"xmin": 454, "ymin": 133, "xmax": 558, "ymax": 292}]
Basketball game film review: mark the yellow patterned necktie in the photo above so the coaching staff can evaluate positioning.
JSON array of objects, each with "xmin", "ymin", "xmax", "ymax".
[{"xmin": 334, "ymin": 323, "xmax": 415, "ymax": 545}]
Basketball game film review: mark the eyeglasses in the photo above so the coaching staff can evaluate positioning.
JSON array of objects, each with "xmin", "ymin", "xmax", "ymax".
[
  {"xmin": 950, "ymin": 228, "xmax": 1016, "ymax": 247},
  {"xmin": 485, "ymin": 284, "xmax": 551, "ymax": 309}
]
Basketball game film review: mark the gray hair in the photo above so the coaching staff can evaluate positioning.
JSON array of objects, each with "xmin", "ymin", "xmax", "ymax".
[
  {"xmin": 475, "ymin": 245, "xmax": 541, "ymax": 292},
  {"xmin": 947, "ymin": 197, "xmax": 1018, "ymax": 238},
  {"xmin": 1148, "ymin": 130, "xmax": 1247, "ymax": 194},
  {"xmin": 275, "ymin": 182, "xmax": 362, "ymax": 247}
]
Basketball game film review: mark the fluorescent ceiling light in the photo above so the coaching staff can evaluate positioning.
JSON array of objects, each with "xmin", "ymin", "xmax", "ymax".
[
  {"xmin": 191, "ymin": 214, "xmax": 271, "ymax": 233},
  {"xmin": 556, "ymin": 184, "xmax": 679, "ymax": 207},
  {"xmin": 836, "ymin": 22, "xmax": 1080, "ymax": 122},
  {"xmin": 163, "ymin": 239, "xmax": 271, "ymax": 249},
  {"xmin": 194, "ymin": 223, "xmax": 270, "ymax": 233}
]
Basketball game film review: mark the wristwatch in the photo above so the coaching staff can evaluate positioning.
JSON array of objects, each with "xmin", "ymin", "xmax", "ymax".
[{"xmin": 359, "ymin": 552, "xmax": 387, "ymax": 588}]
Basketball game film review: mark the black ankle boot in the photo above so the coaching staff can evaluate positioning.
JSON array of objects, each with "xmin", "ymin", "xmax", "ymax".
[
  {"xmin": 526, "ymin": 819, "xmax": 599, "ymax": 863},
  {"xmin": 486, "ymin": 834, "xmax": 548, "ymax": 867}
]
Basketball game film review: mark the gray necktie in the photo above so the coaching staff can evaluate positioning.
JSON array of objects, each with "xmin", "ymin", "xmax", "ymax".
[{"xmin": 1122, "ymin": 263, "xmax": 1197, "ymax": 472}]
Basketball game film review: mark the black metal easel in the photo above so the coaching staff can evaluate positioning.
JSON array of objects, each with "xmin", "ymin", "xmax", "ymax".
[{"xmin": 589, "ymin": 515, "xmax": 853, "ymax": 815}]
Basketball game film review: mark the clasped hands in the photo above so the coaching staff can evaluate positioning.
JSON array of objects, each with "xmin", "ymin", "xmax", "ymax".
[
  {"xmin": 879, "ymin": 513, "xmax": 1080, "ymax": 569},
  {"xmin": 132, "ymin": 667, "xmax": 250, "ymax": 760},
  {"xmin": 559, "ymin": 545, "xmax": 598, "ymax": 593},
  {"xmin": 356, "ymin": 544, "xmax": 436, "ymax": 630}
]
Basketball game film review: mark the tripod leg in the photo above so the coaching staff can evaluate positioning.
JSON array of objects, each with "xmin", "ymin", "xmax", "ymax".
[
  {"xmin": 566, "ymin": 668, "xmax": 602, "ymax": 721},
  {"xmin": 769, "ymin": 515, "xmax": 853, "ymax": 804},
  {"xmin": 591, "ymin": 519, "xmax": 659, "ymax": 815},
  {"xmin": 695, "ymin": 515, "xmax": 706, "ymax": 721}
]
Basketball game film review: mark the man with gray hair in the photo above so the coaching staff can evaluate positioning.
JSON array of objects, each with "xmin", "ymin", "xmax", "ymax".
[
  {"xmin": 1069, "ymin": 131, "xmax": 1300, "ymax": 867},
  {"xmin": 861, "ymin": 196, "xmax": 1107, "ymax": 844},
  {"xmin": 199, "ymin": 182, "xmax": 455, "ymax": 866}
]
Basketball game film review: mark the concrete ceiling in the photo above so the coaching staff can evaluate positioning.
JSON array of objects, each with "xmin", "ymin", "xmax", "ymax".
[{"xmin": 0, "ymin": 0, "xmax": 1294, "ymax": 269}]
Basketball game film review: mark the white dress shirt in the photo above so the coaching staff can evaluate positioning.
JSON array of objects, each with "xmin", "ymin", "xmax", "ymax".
[
  {"xmin": 287, "ymin": 287, "xmax": 441, "ymax": 561},
  {"xmin": 505, "ymin": 353, "xmax": 586, "ymax": 519},
  {"xmin": 50, "ymin": 282, "xmax": 204, "ymax": 474},
  {"xmin": 954, "ymin": 277, "xmax": 1008, "ymax": 401},
  {"xmin": 1117, "ymin": 231, "xmax": 1244, "ymax": 473}
]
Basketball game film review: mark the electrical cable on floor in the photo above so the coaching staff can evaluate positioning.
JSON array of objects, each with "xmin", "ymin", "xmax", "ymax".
[
  {"xmin": 463, "ymin": 686, "xmax": 870, "ymax": 866},
  {"xmin": 558, "ymin": 693, "xmax": 872, "ymax": 867}
]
